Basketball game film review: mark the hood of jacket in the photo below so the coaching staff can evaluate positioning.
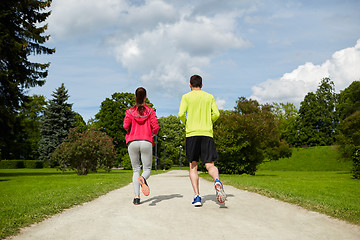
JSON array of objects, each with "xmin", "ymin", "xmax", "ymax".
[{"xmin": 128, "ymin": 106, "xmax": 153, "ymax": 124}]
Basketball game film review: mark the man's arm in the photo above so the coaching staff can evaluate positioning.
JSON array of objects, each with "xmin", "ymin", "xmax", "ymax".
[
  {"xmin": 211, "ymin": 97, "xmax": 220, "ymax": 123},
  {"xmin": 178, "ymin": 95, "xmax": 187, "ymax": 124}
]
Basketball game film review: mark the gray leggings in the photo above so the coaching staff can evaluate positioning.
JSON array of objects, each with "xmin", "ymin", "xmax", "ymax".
[{"xmin": 128, "ymin": 141, "xmax": 153, "ymax": 196}]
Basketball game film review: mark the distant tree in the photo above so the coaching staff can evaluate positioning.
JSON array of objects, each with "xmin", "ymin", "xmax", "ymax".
[
  {"xmin": 272, "ymin": 102, "xmax": 298, "ymax": 145},
  {"xmin": 74, "ymin": 112, "xmax": 87, "ymax": 132},
  {"xmin": 0, "ymin": 94, "xmax": 46, "ymax": 159},
  {"xmin": 94, "ymin": 92, "xmax": 153, "ymax": 165},
  {"xmin": 0, "ymin": 0, "xmax": 55, "ymax": 155},
  {"xmin": 157, "ymin": 116, "xmax": 185, "ymax": 169},
  {"xmin": 336, "ymin": 111, "xmax": 360, "ymax": 179},
  {"xmin": 295, "ymin": 78, "xmax": 338, "ymax": 146},
  {"xmin": 39, "ymin": 84, "xmax": 75, "ymax": 166},
  {"xmin": 337, "ymin": 81, "xmax": 360, "ymax": 120}
]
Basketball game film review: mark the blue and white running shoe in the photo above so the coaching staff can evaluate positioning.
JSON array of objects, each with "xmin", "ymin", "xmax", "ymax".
[
  {"xmin": 192, "ymin": 195, "xmax": 202, "ymax": 207},
  {"xmin": 214, "ymin": 179, "xmax": 226, "ymax": 203}
]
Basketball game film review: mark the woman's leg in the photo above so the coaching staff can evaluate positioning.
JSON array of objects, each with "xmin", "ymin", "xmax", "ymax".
[
  {"xmin": 140, "ymin": 141, "xmax": 152, "ymax": 180},
  {"xmin": 128, "ymin": 141, "xmax": 141, "ymax": 197}
]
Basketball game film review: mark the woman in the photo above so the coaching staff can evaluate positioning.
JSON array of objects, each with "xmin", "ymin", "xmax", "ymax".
[{"xmin": 123, "ymin": 87, "xmax": 159, "ymax": 205}]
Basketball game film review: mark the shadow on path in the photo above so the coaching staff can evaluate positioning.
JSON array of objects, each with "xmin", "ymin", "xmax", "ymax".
[
  {"xmin": 202, "ymin": 194, "xmax": 235, "ymax": 208},
  {"xmin": 141, "ymin": 194, "xmax": 183, "ymax": 206}
]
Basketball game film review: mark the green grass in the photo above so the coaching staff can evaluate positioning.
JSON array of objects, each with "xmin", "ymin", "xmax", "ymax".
[
  {"xmin": 201, "ymin": 146, "xmax": 359, "ymax": 225},
  {"xmin": 259, "ymin": 146, "xmax": 353, "ymax": 171},
  {"xmin": 0, "ymin": 168, "xmax": 134, "ymax": 239}
]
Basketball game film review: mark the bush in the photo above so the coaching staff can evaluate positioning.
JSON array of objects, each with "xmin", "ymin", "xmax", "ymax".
[
  {"xmin": 0, "ymin": 160, "xmax": 25, "ymax": 169},
  {"xmin": 24, "ymin": 160, "xmax": 44, "ymax": 169},
  {"xmin": 0, "ymin": 160, "xmax": 43, "ymax": 169},
  {"xmin": 51, "ymin": 128, "xmax": 116, "ymax": 175},
  {"xmin": 121, "ymin": 154, "xmax": 132, "ymax": 170},
  {"xmin": 214, "ymin": 108, "xmax": 291, "ymax": 175},
  {"xmin": 353, "ymin": 148, "xmax": 360, "ymax": 179}
]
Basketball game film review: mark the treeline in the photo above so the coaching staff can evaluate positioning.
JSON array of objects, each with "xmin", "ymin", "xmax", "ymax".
[{"xmin": 0, "ymin": 78, "xmax": 359, "ymax": 177}]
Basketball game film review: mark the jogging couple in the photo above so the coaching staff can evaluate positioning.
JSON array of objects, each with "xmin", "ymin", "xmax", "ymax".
[{"xmin": 123, "ymin": 75, "xmax": 226, "ymax": 207}]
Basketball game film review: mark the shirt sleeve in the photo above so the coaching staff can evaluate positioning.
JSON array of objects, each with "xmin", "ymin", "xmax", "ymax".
[
  {"xmin": 178, "ymin": 95, "xmax": 187, "ymax": 124},
  {"xmin": 211, "ymin": 96, "xmax": 220, "ymax": 123},
  {"xmin": 150, "ymin": 109, "xmax": 159, "ymax": 135},
  {"xmin": 123, "ymin": 109, "xmax": 132, "ymax": 131}
]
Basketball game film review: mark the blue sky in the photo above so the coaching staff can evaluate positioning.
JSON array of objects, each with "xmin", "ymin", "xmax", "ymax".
[{"xmin": 29, "ymin": 0, "xmax": 360, "ymax": 121}]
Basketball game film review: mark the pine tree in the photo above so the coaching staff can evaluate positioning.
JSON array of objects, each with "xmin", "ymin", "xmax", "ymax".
[
  {"xmin": 39, "ymin": 84, "xmax": 75, "ymax": 166},
  {"xmin": 0, "ymin": 0, "xmax": 55, "ymax": 157}
]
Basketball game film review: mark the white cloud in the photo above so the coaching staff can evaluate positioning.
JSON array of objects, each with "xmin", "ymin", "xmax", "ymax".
[
  {"xmin": 48, "ymin": 0, "xmax": 252, "ymax": 96},
  {"xmin": 250, "ymin": 39, "xmax": 360, "ymax": 106},
  {"xmin": 216, "ymin": 98, "xmax": 226, "ymax": 110},
  {"xmin": 106, "ymin": 3, "xmax": 251, "ymax": 95}
]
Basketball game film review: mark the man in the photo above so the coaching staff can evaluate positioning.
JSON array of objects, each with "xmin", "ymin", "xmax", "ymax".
[{"xmin": 178, "ymin": 74, "xmax": 226, "ymax": 207}]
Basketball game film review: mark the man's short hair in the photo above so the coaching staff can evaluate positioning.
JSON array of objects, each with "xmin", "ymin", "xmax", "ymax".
[{"xmin": 190, "ymin": 75, "xmax": 202, "ymax": 87}]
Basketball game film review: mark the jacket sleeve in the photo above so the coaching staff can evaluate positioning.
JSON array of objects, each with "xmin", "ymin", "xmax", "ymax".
[
  {"xmin": 123, "ymin": 109, "xmax": 132, "ymax": 131},
  {"xmin": 178, "ymin": 95, "xmax": 187, "ymax": 124},
  {"xmin": 150, "ymin": 109, "xmax": 159, "ymax": 135},
  {"xmin": 211, "ymin": 97, "xmax": 220, "ymax": 123}
]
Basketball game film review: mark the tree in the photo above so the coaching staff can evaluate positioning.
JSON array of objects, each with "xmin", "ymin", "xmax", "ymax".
[
  {"xmin": 336, "ymin": 111, "xmax": 360, "ymax": 178},
  {"xmin": 94, "ymin": 92, "xmax": 153, "ymax": 166},
  {"xmin": 337, "ymin": 81, "xmax": 360, "ymax": 120},
  {"xmin": 39, "ymin": 84, "xmax": 75, "ymax": 166},
  {"xmin": 0, "ymin": 94, "xmax": 46, "ymax": 159},
  {"xmin": 213, "ymin": 98, "xmax": 291, "ymax": 175},
  {"xmin": 0, "ymin": 0, "xmax": 55, "ymax": 155},
  {"xmin": 157, "ymin": 115, "xmax": 186, "ymax": 169},
  {"xmin": 295, "ymin": 78, "xmax": 338, "ymax": 146},
  {"xmin": 51, "ymin": 128, "xmax": 116, "ymax": 175},
  {"xmin": 272, "ymin": 102, "xmax": 298, "ymax": 145},
  {"xmin": 74, "ymin": 112, "xmax": 87, "ymax": 133}
]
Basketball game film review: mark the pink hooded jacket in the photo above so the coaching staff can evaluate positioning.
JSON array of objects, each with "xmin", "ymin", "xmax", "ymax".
[{"xmin": 123, "ymin": 105, "xmax": 159, "ymax": 146}]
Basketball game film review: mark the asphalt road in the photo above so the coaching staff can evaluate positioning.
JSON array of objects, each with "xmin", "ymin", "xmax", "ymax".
[{"xmin": 8, "ymin": 170, "xmax": 360, "ymax": 240}]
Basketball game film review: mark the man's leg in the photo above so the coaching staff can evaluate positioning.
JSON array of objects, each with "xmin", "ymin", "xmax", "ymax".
[
  {"xmin": 189, "ymin": 161, "xmax": 199, "ymax": 195},
  {"xmin": 205, "ymin": 162, "xmax": 219, "ymax": 181},
  {"xmin": 205, "ymin": 162, "xmax": 226, "ymax": 203}
]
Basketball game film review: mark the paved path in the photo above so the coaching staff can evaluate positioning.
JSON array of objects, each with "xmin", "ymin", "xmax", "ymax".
[{"xmin": 8, "ymin": 170, "xmax": 360, "ymax": 240}]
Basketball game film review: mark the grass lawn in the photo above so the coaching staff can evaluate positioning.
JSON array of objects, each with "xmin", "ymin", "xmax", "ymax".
[
  {"xmin": 201, "ymin": 146, "xmax": 359, "ymax": 225},
  {"xmin": 0, "ymin": 168, "xmax": 134, "ymax": 239}
]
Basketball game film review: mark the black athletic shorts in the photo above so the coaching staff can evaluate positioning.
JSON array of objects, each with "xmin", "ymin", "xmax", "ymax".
[{"xmin": 186, "ymin": 136, "xmax": 219, "ymax": 164}]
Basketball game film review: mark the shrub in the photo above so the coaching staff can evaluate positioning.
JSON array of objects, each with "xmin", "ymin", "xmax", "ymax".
[
  {"xmin": 121, "ymin": 154, "xmax": 132, "ymax": 170},
  {"xmin": 353, "ymin": 148, "xmax": 360, "ymax": 179},
  {"xmin": 0, "ymin": 160, "xmax": 43, "ymax": 169},
  {"xmin": 51, "ymin": 128, "xmax": 116, "ymax": 175},
  {"xmin": 336, "ymin": 111, "xmax": 360, "ymax": 180},
  {"xmin": 24, "ymin": 160, "xmax": 44, "ymax": 169},
  {"xmin": 0, "ymin": 160, "xmax": 25, "ymax": 169},
  {"xmin": 214, "ymin": 108, "xmax": 291, "ymax": 175}
]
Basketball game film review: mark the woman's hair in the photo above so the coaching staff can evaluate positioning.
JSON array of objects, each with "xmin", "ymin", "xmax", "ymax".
[{"xmin": 135, "ymin": 87, "xmax": 147, "ymax": 115}]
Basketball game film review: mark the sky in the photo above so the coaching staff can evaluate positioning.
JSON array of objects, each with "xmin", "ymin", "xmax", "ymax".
[{"xmin": 29, "ymin": 0, "xmax": 360, "ymax": 122}]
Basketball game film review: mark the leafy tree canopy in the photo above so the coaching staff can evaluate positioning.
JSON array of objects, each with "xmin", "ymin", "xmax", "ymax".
[{"xmin": 337, "ymin": 81, "xmax": 360, "ymax": 120}]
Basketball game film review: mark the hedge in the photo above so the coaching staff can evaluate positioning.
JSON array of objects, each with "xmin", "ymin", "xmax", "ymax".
[{"xmin": 0, "ymin": 160, "xmax": 44, "ymax": 169}]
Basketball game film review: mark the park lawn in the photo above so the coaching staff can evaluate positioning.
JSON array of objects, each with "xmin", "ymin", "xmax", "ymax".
[
  {"xmin": 0, "ymin": 168, "xmax": 134, "ymax": 239},
  {"xmin": 201, "ymin": 146, "xmax": 359, "ymax": 225}
]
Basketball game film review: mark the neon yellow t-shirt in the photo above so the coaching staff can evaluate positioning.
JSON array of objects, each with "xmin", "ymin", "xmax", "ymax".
[{"xmin": 178, "ymin": 90, "xmax": 220, "ymax": 137}]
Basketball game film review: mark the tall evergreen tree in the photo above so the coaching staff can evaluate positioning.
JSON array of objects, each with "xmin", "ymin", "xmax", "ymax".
[
  {"xmin": 0, "ymin": 0, "xmax": 54, "ymax": 157},
  {"xmin": 39, "ymin": 84, "xmax": 75, "ymax": 166},
  {"xmin": 296, "ymin": 78, "xmax": 338, "ymax": 146}
]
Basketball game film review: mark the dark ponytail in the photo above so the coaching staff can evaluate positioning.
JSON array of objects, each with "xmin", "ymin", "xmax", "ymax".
[{"xmin": 135, "ymin": 87, "xmax": 147, "ymax": 115}]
